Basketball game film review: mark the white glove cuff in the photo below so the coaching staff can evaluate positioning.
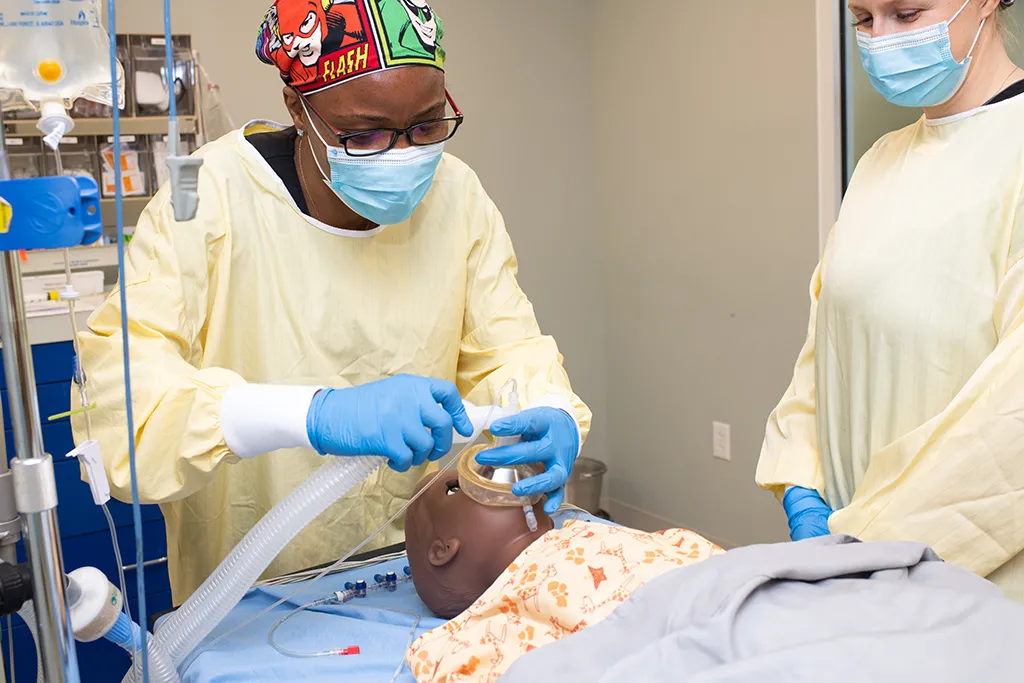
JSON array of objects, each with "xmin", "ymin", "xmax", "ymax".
[
  {"xmin": 529, "ymin": 394, "xmax": 583, "ymax": 457},
  {"xmin": 221, "ymin": 384, "xmax": 321, "ymax": 459}
]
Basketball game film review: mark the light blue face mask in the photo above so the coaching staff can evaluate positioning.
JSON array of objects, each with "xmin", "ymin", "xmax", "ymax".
[
  {"xmin": 857, "ymin": 0, "xmax": 986, "ymax": 108},
  {"xmin": 302, "ymin": 101, "xmax": 444, "ymax": 227}
]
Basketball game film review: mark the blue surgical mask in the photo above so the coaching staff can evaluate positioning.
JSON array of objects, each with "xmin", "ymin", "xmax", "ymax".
[
  {"xmin": 302, "ymin": 101, "xmax": 444, "ymax": 226},
  {"xmin": 857, "ymin": 0, "xmax": 985, "ymax": 108}
]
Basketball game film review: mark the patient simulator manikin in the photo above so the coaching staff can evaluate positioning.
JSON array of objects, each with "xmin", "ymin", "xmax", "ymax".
[
  {"xmin": 406, "ymin": 445, "xmax": 555, "ymax": 618},
  {"xmin": 404, "ymin": 445, "xmax": 723, "ymax": 682}
]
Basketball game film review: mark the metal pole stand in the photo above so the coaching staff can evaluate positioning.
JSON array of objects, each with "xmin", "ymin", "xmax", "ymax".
[
  {"xmin": 0, "ymin": 108, "xmax": 99, "ymax": 683},
  {"xmin": 0, "ymin": 253, "xmax": 81, "ymax": 683}
]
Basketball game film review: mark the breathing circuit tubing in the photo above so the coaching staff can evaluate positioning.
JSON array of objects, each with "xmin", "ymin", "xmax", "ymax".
[{"xmin": 117, "ymin": 380, "xmax": 516, "ymax": 683}]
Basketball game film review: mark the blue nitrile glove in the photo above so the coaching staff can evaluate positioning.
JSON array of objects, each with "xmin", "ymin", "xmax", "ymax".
[
  {"xmin": 783, "ymin": 486, "xmax": 833, "ymax": 541},
  {"xmin": 305, "ymin": 375, "xmax": 474, "ymax": 473},
  {"xmin": 474, "ymin": 407, "xmax": 580, "ymax": 515}
]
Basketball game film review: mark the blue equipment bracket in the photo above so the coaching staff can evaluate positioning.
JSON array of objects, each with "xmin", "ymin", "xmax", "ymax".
[{"xmin": 0, "ymin": 176, "xmax": 103, "ymax": 251}]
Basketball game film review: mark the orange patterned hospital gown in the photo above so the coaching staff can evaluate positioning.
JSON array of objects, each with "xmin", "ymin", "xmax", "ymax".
[{"xmin": 406, "ymin": 520, "xmax": 724, "ymax": 682}]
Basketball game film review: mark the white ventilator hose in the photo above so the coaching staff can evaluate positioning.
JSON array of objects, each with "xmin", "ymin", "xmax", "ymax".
[
  {"xmin": 120, "ymin": 386, "xmax": 511, "ymax": 683},
  {"xmin": 116, "ymin": 624, "xmax": 183, "ymax": 683},
  {"xmin": 121, "ymin": 455, "xmax": 384, "ymax": 683},
  {"xmin": 17, "ymin": 600, "xmax": 45, "ymax": 683}
]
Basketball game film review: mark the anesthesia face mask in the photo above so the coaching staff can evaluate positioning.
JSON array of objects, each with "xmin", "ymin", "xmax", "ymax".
[
  {"xmin": 457, "ymin": 444, "xmax": 544, "ymax": 508},
  {"xmin": 452, "ymin": 389, "xmax": 544, "ymax": 532}
]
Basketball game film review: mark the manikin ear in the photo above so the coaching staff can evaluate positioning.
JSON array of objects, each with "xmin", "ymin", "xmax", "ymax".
[{"xmin": 428, "ymin": 537, "xmax": 460, "ymax": 567}]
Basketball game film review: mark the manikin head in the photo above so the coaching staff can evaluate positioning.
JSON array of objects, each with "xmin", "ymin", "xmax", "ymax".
[{"xmin": 405, "ymin": 447, "xmax": 554, "ymax": 618}]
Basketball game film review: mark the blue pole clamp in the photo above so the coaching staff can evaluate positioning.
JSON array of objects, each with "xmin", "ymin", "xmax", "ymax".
[{"xmin": 0, "ymin": 176, "xmax": 103, "ymax": 251}]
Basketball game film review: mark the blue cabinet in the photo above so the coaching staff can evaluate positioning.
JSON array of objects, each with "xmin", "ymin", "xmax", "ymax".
[{"xmin": 0, "ymin": 341, "xmax": 169, "ymax": 683}]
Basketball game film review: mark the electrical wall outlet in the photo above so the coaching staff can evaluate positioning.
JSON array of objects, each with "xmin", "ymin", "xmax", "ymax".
[{"xmin": 713, "ymin": 422, "xmax": 731, "ymax": 461}]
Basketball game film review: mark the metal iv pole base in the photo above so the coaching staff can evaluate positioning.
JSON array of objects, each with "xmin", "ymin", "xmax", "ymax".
[{"xmin": 0, "ymin": 252, "xmax": 80, "ymax": 683}]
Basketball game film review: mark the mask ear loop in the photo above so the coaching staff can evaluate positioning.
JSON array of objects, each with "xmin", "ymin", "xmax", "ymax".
[
  {"xmin": 951, "ymin": 0, "xmax": 986, "ymax": 65},
  {"xmin": 963, "ymin": 19, "xmax": 986, "ymax": 63},
  {"xmin": 297, "ymin": 97, "xmax": 334, "ymax": 186}
]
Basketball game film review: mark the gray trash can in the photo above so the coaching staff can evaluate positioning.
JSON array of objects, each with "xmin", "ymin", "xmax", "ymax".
[{"xmin": 564, "ymin": 457, "xmax": 608, "ymax": 514}]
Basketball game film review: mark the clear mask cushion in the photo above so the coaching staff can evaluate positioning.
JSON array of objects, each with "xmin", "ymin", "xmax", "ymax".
[{"xmin": 457, "ymin": 445, "xmax": 545, "ymax": 507}]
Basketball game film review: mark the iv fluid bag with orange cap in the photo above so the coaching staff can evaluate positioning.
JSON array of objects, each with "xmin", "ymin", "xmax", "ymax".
[{"xmin": 0, "ymin": 0, "xmax": 124, "ymax": 111}]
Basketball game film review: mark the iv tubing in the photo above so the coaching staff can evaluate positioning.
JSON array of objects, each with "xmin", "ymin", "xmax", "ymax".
[
  {"xmin": 267, "ymin": 592, "xmax": 417, "ymax": 660},
  {"xmin": 59, "ymin": 206, "xmax": 136, "ymax": 675},
  {"xmin": 107, "ymin": 0, "xmax": 150, "ymax": 679}
]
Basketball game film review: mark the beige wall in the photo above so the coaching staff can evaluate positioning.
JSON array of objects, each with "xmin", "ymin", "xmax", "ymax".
[
  {"xmin": 593, "ymin": 0, "xmax": 819, "ymax": 545},
  {"xmin": 430, "ymin": 1, "xmax": 609, "ymax": 470},
  {"xmin": 115, "ymin": 0, "xmax": 611, "ymax": 467}
]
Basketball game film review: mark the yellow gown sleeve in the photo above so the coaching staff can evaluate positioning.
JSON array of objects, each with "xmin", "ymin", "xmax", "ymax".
[
  {"xmin": 71, "ymin": 179, "xmax": 243, "ymax": 505},
  {"xmin": 754, "ymin": 239, "xmax": 830, "ymax": 501},
  {"xmin": 454, "ymin": 182, "xmax": 591, "ymax": 444},
  {"xmin": 829, "ymin": 243, "xmax": 1024, "ymax": 578}
]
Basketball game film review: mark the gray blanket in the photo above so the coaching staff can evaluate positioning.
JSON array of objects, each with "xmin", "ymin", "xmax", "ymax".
[{"xmin": 502, "ymin": 535, "xmax": 1024, "ymax": 683}]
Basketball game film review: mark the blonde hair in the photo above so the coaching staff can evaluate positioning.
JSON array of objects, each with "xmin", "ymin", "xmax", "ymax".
[{"xmin": 996, "ymin": 2, "xmax": 1018, "ymax": 46}]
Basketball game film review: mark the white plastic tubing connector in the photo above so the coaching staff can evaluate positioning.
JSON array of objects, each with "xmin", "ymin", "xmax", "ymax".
[
  {"xmin": 453, "ymin": 400, "xmax": 518, "ymax": 445},
  {"xmin": 37, "ymin": 100, "xmax": 74, "ymax": 151},
  {"xmin": 121, "ymin": 455, "xmax": 384, "ymax": 683}
]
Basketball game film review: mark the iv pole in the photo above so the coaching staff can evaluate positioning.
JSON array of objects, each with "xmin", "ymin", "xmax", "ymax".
[{"xmin": 0, "ymin": 108, "xmax": 81, "ymax": 683}]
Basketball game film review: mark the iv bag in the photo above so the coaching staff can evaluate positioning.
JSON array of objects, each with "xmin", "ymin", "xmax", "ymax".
[{"xmin": 0, "ymin": 0, "xmax": 125, "ymax": 112}]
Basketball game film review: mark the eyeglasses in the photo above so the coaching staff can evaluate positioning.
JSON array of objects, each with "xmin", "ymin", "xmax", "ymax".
[{"xmin": 301, "ymin": 89, "xmax": 464, "ymax": 157}]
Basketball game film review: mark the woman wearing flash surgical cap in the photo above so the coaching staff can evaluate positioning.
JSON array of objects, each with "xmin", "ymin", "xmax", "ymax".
[
  {"xmin": 71, "ymin": 0, "xmax": 590, "ymax": 605},
  {"xmin": 758, "ymin": 0, "xmax": 1024, "ymax": 600}
]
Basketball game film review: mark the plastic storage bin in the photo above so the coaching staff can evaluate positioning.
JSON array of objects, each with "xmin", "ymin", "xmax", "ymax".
[
  {"xmin": 43, "ymin": 136, "xmax": 101, "ymax": 184},
  {"xmin": 70, "ymin": 35, "xmax": 133, "ymax": 119},
  {"xmin": 3, "ymin": 137, "xmax": 44, "ymax": 178},
  {"xmin": 129, "ymin": 34, "xmax": 195, "ymax": 117},
  {"xmin": 100, "ymin": 135, "xmax": 150, "ymax": 197},
  {"xmin": 149, "ymin": 133, "xmax": 197, "ymax": 190}
]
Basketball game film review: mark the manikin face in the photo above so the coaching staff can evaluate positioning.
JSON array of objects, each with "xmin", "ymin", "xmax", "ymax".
[{"xmin": 280, "ymin": 0, "xmax": 327, "ymax": 66}]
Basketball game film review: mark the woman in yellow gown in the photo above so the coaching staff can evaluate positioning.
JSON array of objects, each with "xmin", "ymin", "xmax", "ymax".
[{"xmin": 757, "ymin": 0, "xmax": 1024, "ymax": 600}]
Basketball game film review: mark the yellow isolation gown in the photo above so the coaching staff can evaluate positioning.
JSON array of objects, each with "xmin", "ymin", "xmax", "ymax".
[
  {"xmin": 757, "ymin": 94, "xmax": 1024, "ymax": 600},
  {"xmin": 72, "ymin": 122, "xmax": 591, "ymax": 603}
]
